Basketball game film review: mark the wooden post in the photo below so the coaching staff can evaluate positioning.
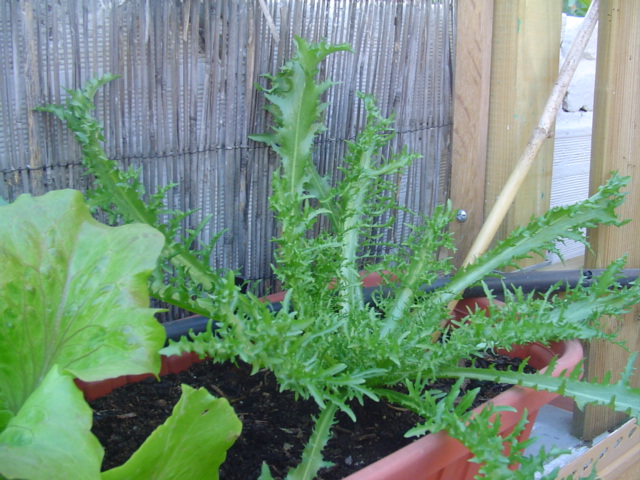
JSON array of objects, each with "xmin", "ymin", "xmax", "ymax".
[
  {"xmin": 483, "ymin": 1, "xmax": 561, "ymax": 266},
  {"xmin": 23, "ymin": 0, "xmax": 44, "ymax": 196},
  {"xmin": 449, "ymin": 0, "xmax": 494, "ymax": 267},
  {"xmin": 572, "ymin": 0, "xmax": 640, "ymax": 441}
]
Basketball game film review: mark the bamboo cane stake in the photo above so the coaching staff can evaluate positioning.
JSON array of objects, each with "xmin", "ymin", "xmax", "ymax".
[{"xmin": 461, "ymin": 0, "xmax": 600, "ymax": 268}]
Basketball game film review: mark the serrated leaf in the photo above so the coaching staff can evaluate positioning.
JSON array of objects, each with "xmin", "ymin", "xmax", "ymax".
[
  {"xmin": 441, "ymin": 173, "xmax": 631, "ymax": 303},
  {"xmin": 441, "ymin": 352, "xmax": 640, "ymax": 418},
  {"xmin": 251, "ymin": 36, "xmax": 351, "ymax": 229},
  {"xmin": 286, "ymin": 404, "xmax": 337, "ymax": 480},
  {"xmin": 39, "ymin": 74, "xmax": 230, "ymax": 318}
]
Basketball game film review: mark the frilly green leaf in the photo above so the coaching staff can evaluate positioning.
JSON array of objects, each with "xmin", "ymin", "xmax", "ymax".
[
  {"xmin": 0, "ymin": 366, "xmax": 102, "ymax": 480},
  {"xmin": 102, "ymin": 385, "xmax": 241, "ymax": 480},
  {"xmin": 0, "ymin": 190, "xmax": 165, "ymax": 413}
]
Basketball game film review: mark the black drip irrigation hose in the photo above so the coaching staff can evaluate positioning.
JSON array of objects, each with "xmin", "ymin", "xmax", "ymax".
[{"xmin": 162, "ymin": 268, "xmax": 640, "ymax": 342}]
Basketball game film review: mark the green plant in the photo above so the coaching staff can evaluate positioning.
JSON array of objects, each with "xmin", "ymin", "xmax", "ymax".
[
  {"xmin": 36, "ymin": 74, "xmax": 237, "ymax": 319},
  {"xmin": 0, "ymin": 190, "xmax": 241, "ymax": 480},
  {"xmin": 563, "ymin": 0, "xmax": 591, "ymax": 16},
  {"xmin": 38, "ymin": 38, "xmax": 639, "ymax": 480}
]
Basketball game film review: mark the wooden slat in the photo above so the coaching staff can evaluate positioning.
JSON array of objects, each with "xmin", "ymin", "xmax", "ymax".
[
  {"xmin": 23, "ymin": 0, "xmax": 44, "ymax": 196},
  {"xmin": 449, "ymin": 0, "xmax": 494, "ymax": 267},
  {"xmin": 483, "ymin": 0, "xmax": 561, "ymax": 266},
  {"xmin": 571, "ymin": 0, "xmax": 640, "ymax": 441},
  {"xmin": 559, "ymin": 419, "xmax": 640, "ymax": 479}
]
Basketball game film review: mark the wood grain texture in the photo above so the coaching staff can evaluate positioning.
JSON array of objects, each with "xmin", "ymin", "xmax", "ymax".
[
  {"xmin": 572, "ymin": 0, "xmax": 640, "ymax": 441},
  {"xmin": 484, "ymin": 0, "xmax": 561, "ymax": 266},
  {"xmin": 559, "ymin": 419, "xmax": 639, "ymax": 479},
  {"xmin": 449, "ymin": 0, "xmax": 494, "ymax": 267}
]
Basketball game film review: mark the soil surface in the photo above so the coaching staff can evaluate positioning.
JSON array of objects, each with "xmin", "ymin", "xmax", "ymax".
[{"xmin": 90, "ymin": 354, "xmax": 532, "ymax": 480}]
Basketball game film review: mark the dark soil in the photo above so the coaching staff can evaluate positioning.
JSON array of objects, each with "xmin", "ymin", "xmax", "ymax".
[{"xmin": 90, "ymin": 354, "xmax": 533, "ymax": 480}]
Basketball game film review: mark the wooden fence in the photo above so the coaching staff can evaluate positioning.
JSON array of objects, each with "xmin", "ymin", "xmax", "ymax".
[{"xmin": 0, "ymin": 0, "xmax": 455, "ymax": 307}]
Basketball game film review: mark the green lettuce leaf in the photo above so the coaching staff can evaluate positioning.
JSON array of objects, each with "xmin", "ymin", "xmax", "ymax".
[
  {"xmin": 0, "ymin": 366, "xmax": 103, "ymax": 480},
  {"xmin": 102, "ymin": 384, "xmax": 241, "ymax": 480},
  {"xmin": 0, "ymin": 189, "xmax": 165, "ymax": 414},
  {"xmin": 0, "ymin": 189, "xmax": 165, "ymax": 479}
]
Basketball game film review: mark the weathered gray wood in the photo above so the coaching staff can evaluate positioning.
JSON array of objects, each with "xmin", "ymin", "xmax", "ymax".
[{"xmin": 0, "ymin": 0, "xmax": 455, "ymax": 312}]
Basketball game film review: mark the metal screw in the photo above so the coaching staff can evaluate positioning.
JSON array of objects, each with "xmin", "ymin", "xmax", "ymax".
[{"xmin": 456, "ymin": 209, "xmax": 468, "ymax": 223}]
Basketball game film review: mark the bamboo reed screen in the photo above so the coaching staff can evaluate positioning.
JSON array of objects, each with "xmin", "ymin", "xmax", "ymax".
[{"xmin": 0, "ymin": 0, "xmax": 455, "ymax": 305}]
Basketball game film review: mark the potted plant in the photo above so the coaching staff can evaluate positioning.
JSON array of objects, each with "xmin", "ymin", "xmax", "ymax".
[
  {"xmin": 79, "ymin": 294, "xmax": 584, "ymax": 480},
  {"xmin": 28, "ymin": 37, "xmax": 640, "ymax": 479}
]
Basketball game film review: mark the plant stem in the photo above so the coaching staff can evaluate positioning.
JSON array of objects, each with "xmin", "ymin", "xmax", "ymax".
[
  {"xmin": 337, "ymin": 149, "xmax": 374, "ymax": 314},
  {"xmin": 380, "ymin": 244, "xmax": 431, "ymax": 338}
]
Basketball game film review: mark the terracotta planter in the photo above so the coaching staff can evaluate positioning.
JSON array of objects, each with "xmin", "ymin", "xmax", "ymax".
[{"xmin": 77, "ymin": 282, "xmax": 583, "ymax": 479}]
